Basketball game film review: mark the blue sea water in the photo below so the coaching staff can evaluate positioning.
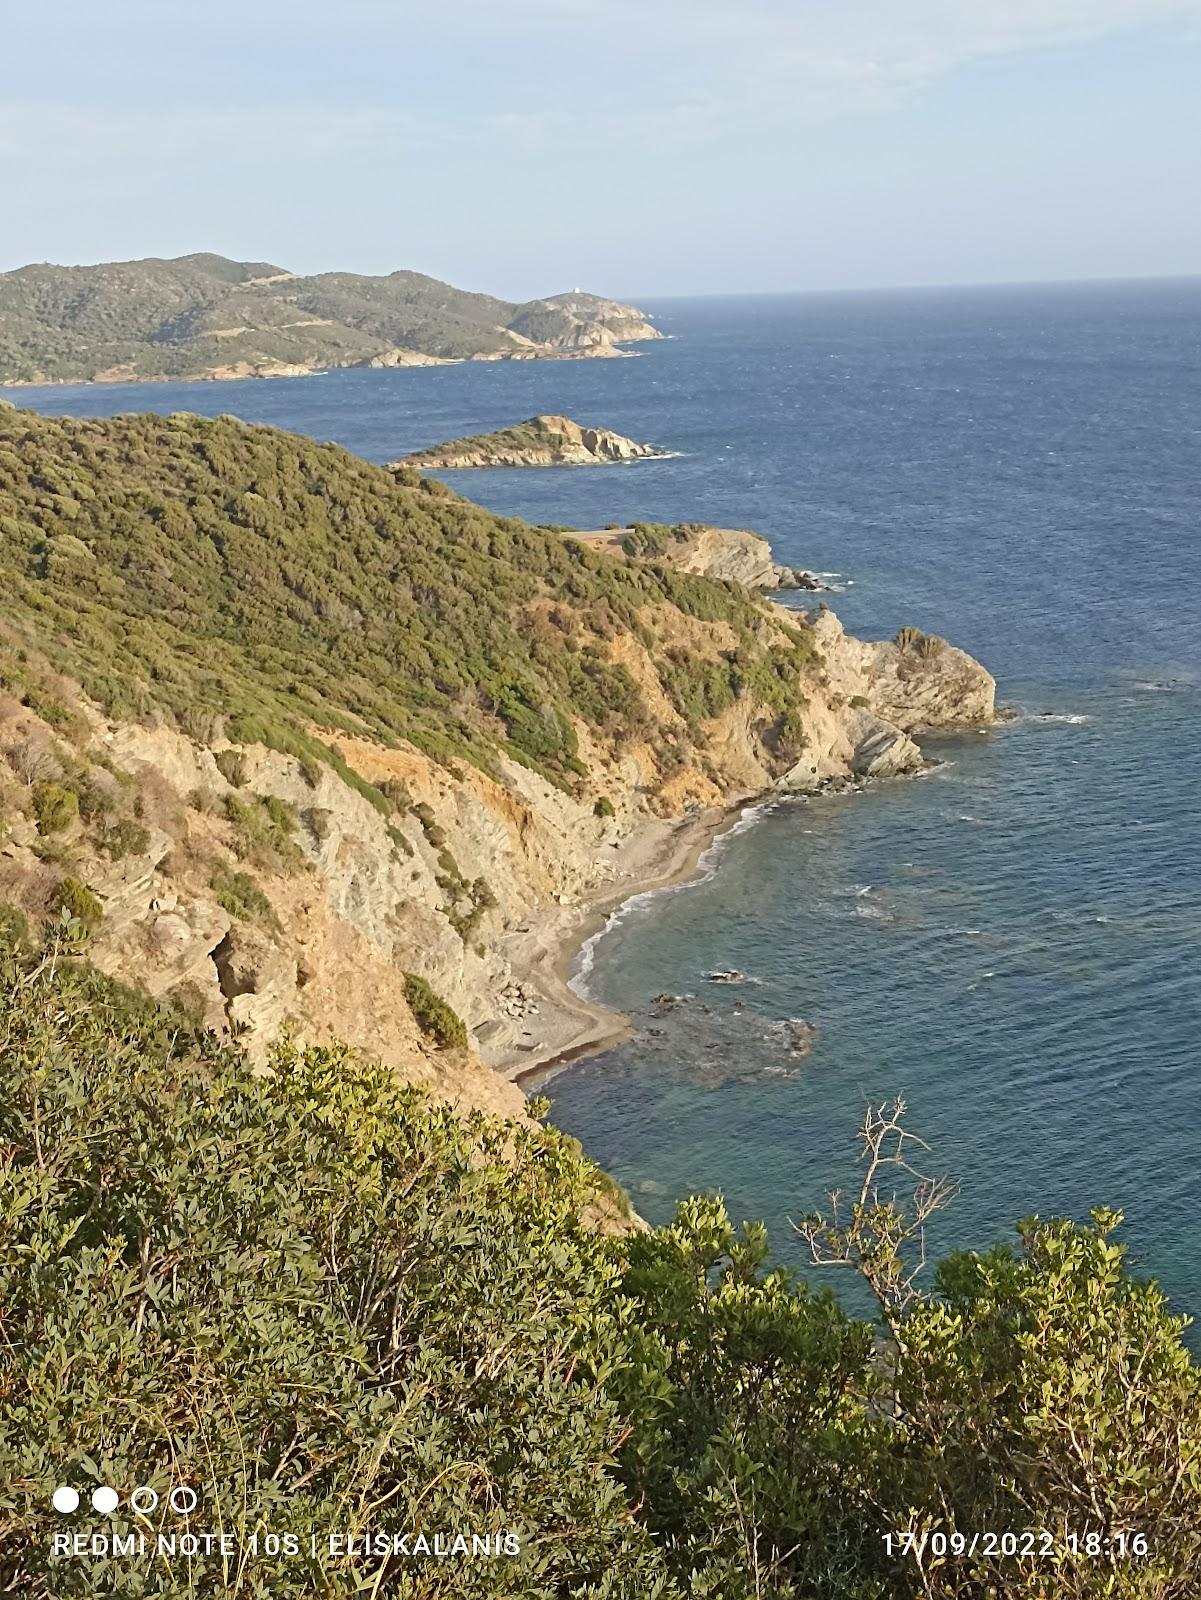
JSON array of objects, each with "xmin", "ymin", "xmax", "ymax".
[{"xmin": 16, "ymin": 280, "xmax": 1201, "ymax": 1327}]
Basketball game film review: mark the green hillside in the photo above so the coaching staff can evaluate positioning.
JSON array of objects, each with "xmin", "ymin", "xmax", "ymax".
[
  {"xmin": 0, "ymin": 255, "xmax": 658, "ymax": 383},
  {"xmin": 0, "ymin": 403, "xmax": 1197, "ymax": 1597},
  {"xmin": 0, "ymin": 406, "xmax": 813, "ymax": 790}
]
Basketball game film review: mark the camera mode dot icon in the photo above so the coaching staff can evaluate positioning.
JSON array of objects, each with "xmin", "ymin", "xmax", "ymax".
[
  {"xmin": 52, "ymin": 1487, "xmax": 79, "ymax": 1514},
  {"xmin": 91, "ymin": 1487, "xmax": 120, "ymax": 1514}
]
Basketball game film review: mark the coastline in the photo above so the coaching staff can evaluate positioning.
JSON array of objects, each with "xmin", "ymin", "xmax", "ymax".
[
  {"xmin": 0, "ymin": 345, "xmax": 645, "ymax": 392},
  {"xmin": 489, "ymin": 746, "xmax": 979, "ymax": 1091},
  {"xmin": 489, "ymin": 797, "xmax": 754, "ymax": 1085}
]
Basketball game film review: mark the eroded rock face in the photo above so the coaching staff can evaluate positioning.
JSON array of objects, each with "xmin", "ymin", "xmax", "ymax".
[
  {"xmin": 665, "ymin": 526, "xmax": 826, "ymax": 592},
  {"xmin": 807, "ymin": 609, "xmax": 997, "ymax": 731},
  {"xmin": 0, "ymin": 590, "xmax": 993, "ymax": 1123}
]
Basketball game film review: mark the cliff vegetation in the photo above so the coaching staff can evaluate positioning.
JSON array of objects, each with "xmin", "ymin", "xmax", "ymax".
[
  {"xmin": 0, "ymin": 404, "xmax": 994, "ymax": 1109},
  {"xmin": 0, "ymin": 407, "xmax": 815, "ymax": 791}
]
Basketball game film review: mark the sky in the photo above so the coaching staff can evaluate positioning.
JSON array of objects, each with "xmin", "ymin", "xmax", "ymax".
[{"xmin": 3, "ymin": 0, "xmax": 1200, "ymax": 299}]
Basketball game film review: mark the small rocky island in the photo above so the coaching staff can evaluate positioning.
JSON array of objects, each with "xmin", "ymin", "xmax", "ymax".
[{"xmin": 395, "ymin": 414, "xmax": 670, "ymax": 469}]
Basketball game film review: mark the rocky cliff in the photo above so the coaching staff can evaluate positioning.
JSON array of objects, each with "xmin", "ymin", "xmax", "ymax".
[
  {"xmin": 0, "ymin": 603, "xmax": 993, "ymax": 1112},
  {"xmin": 568, "ymin": 522, "xmax": 826, "ymax": 591},
  {"xmin": 0, "ymin": 406, "xmax": 994, "ymax": 1123},
  {"xmin": 397, "ymin": 415, "xmax": 669, "ymax": 469}
]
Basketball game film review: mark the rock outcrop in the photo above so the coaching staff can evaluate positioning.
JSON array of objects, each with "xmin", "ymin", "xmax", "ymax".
[
  {"xmin": 568, "ymin": 523, "xmax": 826, "ymax": 592},
  {"xmin": 657, "ymin": 525, "xmax": 824, "ymax": 591},
  {"xmin": 396, "ymin": 415, "xmax": 670, "ymax": 470}
]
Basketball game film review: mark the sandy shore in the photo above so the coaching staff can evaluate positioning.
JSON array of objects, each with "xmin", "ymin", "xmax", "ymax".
[{"xmin": 487, "ymin": 800, "xmax": 750, "ymax": 1086}]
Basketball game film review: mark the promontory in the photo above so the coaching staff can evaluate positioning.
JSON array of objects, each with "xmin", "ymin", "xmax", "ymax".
[
  {"xmin": 0, "ymin": 255, "xmax": 661, "ymax": 386},
  {"xmin": 0, "ymin": 404, "xmax": 995, "ymax": 1126},
  {"xmin": 395, "ymin": 415, "xmax": 670, "ymax": 469}
]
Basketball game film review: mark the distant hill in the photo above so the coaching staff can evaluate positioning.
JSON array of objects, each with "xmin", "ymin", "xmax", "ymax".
[{"xmin": 0, "ymin": 254, "xmax": 661, "ymax": 385}]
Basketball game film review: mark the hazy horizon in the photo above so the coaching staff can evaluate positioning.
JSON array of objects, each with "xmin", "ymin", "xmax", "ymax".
[
  {"xmin": 4, "ymin": 2, "xmax": 1201, "ymax": 297},
  {"xmin": 4, "ymin": 254, "xmax": 1201, "ymax": 310}
]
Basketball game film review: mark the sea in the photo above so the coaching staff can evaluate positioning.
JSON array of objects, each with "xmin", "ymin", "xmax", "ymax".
[{"xmin": 16, "ymin": 280, "xmax": 1201, "ymax": 1331}]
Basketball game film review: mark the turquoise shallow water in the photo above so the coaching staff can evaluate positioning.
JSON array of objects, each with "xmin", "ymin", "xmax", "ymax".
[{"xmin": 16, "ymin": 280, "xmax": 1201, "ymax": 1327}]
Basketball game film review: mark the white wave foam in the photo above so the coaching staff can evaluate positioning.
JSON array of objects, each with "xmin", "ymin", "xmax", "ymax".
[
  {"xmin": 854, "ymin": 903, "xmax": 894, "ymax": 923},
  {"xmin": 570, "ymin": 800, "xmax": 776, "ymax": 999}
]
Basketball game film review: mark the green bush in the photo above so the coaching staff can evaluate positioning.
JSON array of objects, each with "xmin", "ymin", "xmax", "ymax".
[
  {"xmin": 31, "ymin": 781, "xmax": 78, "ymax": 835},
  {"xmin": 622, "ymin": 523, "xmax": 671, "ymax": 559},
  {"xmin": 894, "ymin": 626, "xmax": 945, "ymax": 657},
  {"xmin": 0, "ymin": 959, "xmax": 1198, "ymax": 1598},
  {"xmin": 47, "ymin": 875, "xmax": 102, "ymax": 934},
  {"xmin": 100, "ymin": 817, "xmax": 151, "ymax": 860},
  {"xmin": 211, "ymin": 868, "xmax": 274, "ymax": 924},
  {"xmin": 403, "ymin": 972, "xmax": 469, "ymax": 1050},
  {"xmin": 0, "ymin": 902, "xmax": 30, "ymax": 950},
  {"xmin": 0, "ymin": 954, "xmax": 650, "ymax": 1597},
  {"xmin": 222, "ymin": 792, "xmax": 302, "ymax": 871},
  {"xmin": 594, "ymin": 795, "xmax": 615, "ymax": 818}
]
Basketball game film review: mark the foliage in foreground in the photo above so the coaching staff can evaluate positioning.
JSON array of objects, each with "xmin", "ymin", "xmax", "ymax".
[{"xmin": 1, "ymin": 946, "xmax": 1199, "ymax": 1598}]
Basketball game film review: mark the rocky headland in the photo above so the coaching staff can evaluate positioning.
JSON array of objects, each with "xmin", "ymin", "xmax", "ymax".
[
  {"xmin": 0, "ymin": 255, "xmax": 661, "ymax": 386},
  {"xmin": 396, "ymin": 415, "xmax": 670, "ymax": 469},
  {"xmin": 0, "ymin": 407, "xmax": 995, "ymax": 1128}
]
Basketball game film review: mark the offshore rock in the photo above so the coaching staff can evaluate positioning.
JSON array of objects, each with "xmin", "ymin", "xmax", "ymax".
[{"xmin": 397, "ymin": 415, "xmax": 669, "ymax": 469}]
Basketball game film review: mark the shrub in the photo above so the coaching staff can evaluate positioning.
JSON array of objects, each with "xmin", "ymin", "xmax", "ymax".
[
  {"xmin": 214, "ymin": 748, "xmax": 248, "ymax": 788},
  {"xmin": 0, "ymin": 959, "xmax": 1199, "ymax": 1598},
  {"xmin": 403, "ymin": 972, "xmax": 469, "ymax": 1050},
  {"xmin": 0, "ymin": 954, "xmax": 653, "ymax": 1597},
  {"xmin": 594, "ymin": 795, "xmax": 615, "ymax": 818},
  {"xmin": 31, "ymin": 781, "xmax": 78, "ymax": 835},
  {"xmin": 47, "ymin": 875, "xmax": 102, "ymax": 934},
  {"xmin": 379, "ymin": 777, "xmax": 412, "ymax": 812},
  {"xmin": 100, "ymin": 818, "xmax": 151, "ymax": 860},
  {"xmin": 386, "ymin": 822, "xmax": 413, "ymax": 858},
  {"xmin": 222, "ymin": 792, "xmax": 302, "ymax": 871},
  {"xmin": 211, "ymin": 869, "xmax": 274, "ymax": 924},
  {"xmin": 895, "ymin": 626, "xmax": 944, "ymax": 657},
  {"xmin": 0, "ymin": 902, "xmax": 30, "ymax": 950},
  {"xmin": 74, "ymin": 772, "xmax": 117, "ymax": 823},
  {"xmin": 622, "ymin": 522, "xmax": 671, "ymax": 559}
]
